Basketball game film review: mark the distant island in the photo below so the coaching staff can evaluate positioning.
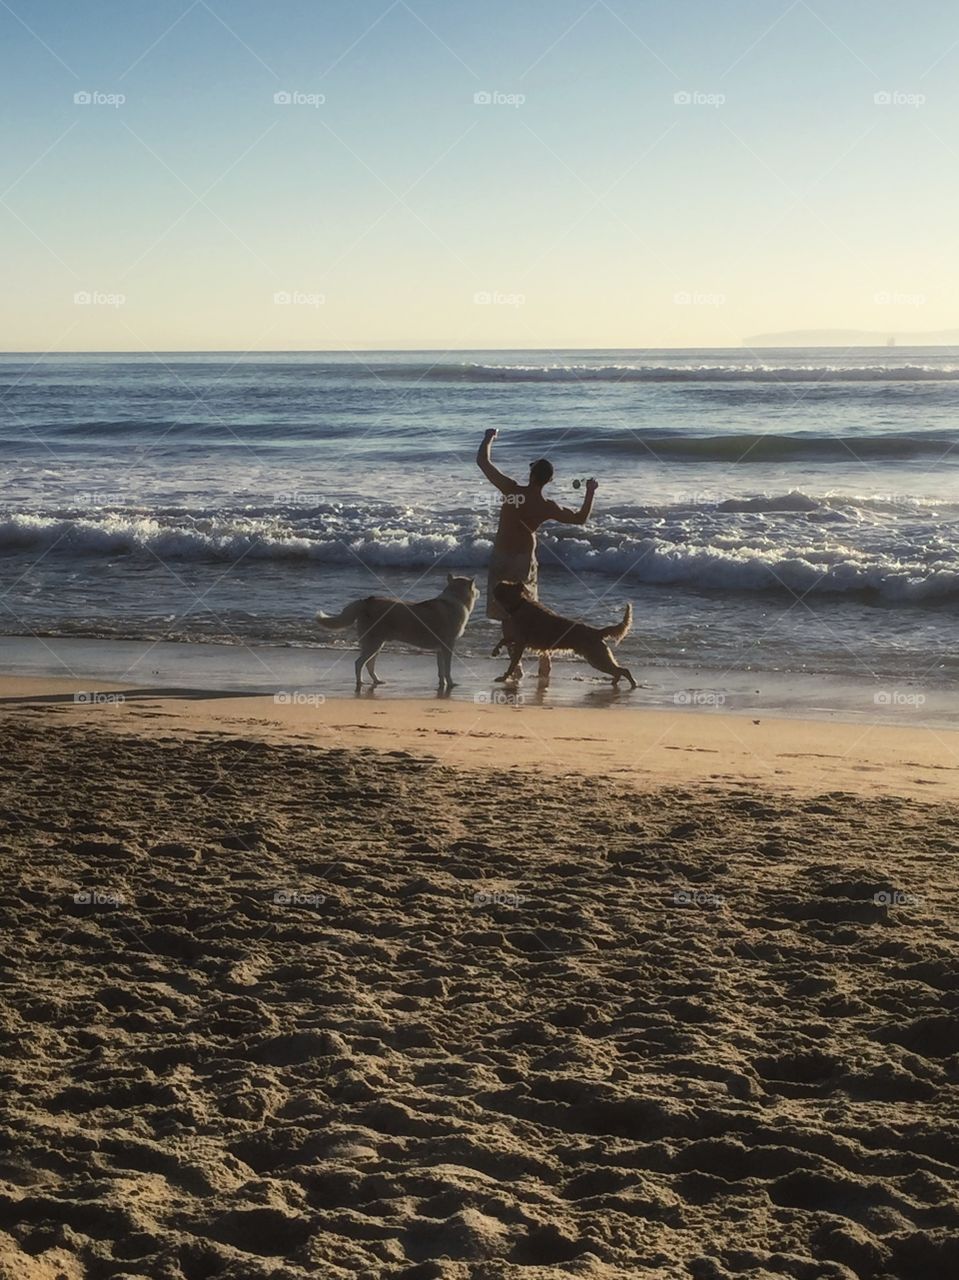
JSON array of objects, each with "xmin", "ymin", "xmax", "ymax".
[{"xmin": 743, "ymin": 329, "xmax": 959, "ymax": 348}]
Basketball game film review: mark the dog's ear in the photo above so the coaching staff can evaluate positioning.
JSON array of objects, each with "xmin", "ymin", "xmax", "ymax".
[{"xmin": 447, "ymin": 573, "xmax": 454, "ymax": 586}]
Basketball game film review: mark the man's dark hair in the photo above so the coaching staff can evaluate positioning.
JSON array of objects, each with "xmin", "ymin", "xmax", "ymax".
[{"xmin": 529, "ymin": 458, "xmax": 554, "ymax": 486}]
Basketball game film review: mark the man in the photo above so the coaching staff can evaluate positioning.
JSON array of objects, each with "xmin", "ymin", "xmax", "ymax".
[{"xmin": 476, "ymin": 427, "xmax": 598, "ymax": 680}]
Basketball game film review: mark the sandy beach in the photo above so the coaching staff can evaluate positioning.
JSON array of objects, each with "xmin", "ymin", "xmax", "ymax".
[
  {"xmin": 6, "ymin": 0, "xmax": 959, "ymax": 1274},
  {"xmin": 1, "ymin": 682, "xmax": 958, "ymax": 1279}
]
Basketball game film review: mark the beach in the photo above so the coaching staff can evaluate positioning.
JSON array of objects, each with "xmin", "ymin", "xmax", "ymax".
[
  {"xmin": 6, "ymin": 0, "xmax": 959, "ymax": 1272},
  {"xmin": 1, "ymin": 679, "xmax": 958, "ymax": 1279},
  {"xmin": 4, "ymin": 350, "xmax": 959, "ymax": 1278}
]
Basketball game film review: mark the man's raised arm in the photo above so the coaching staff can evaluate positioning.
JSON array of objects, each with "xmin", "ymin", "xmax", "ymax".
[
  {"xmin": 547, "ymin": 477, "xmax": 598, "ymax": 525},
  {"xmin": 476, "ymin": 428, "xmax": 519, "ymax": 495}
]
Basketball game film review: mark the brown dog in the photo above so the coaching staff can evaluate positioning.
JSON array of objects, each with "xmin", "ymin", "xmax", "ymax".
[{"xmin": 493, "ymin": 581, "xmax": 636, "ymax": 687}]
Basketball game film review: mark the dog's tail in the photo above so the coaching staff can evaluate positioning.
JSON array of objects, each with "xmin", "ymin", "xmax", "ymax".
[
  {"xmin": 601, "ymin": 603, "xmax": 632, "ymax": 645},
  {"xmin": 316, "ymin": 599, "xmax": 368, "ymax": 630}
]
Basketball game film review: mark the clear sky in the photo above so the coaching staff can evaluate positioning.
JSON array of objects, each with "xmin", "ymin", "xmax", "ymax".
[{"xmin": 1, "ymin": 0, "xmax": 957, "ymax": 350}]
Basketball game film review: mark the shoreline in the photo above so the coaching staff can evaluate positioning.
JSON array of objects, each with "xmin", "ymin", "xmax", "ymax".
[{"xmin": 0, "ymin": 633, "xmax": 950, "ymax": 728}]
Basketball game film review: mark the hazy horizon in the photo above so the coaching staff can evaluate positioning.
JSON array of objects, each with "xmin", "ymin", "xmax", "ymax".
[{"xmin": 3, "ymin": 339, "xmax": 959, "ymax": 356}]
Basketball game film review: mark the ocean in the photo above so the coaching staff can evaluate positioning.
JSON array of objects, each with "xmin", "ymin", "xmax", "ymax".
[{"xmin": 2, "ymin": 347, "xmax": 958, "ymax": 686}]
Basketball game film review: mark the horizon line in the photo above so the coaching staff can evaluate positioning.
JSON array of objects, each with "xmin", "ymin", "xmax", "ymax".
[{"xmin": 2, "ymin": 342, "xmax": 959, "ymax": 356}]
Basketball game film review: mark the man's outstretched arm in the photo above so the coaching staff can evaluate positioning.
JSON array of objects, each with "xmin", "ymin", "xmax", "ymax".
[
  {"xmin": 546, "ymin": 477, "xmax": 598, "ymax": 525},
  {"xmin": 476, "ymin": 428, "xmax": 519, "ymax": 495}
]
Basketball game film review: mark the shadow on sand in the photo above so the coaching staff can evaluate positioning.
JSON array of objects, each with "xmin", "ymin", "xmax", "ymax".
[{"xmin": 0, "ymin": 687, "xmax": 272, "ymax": 706}]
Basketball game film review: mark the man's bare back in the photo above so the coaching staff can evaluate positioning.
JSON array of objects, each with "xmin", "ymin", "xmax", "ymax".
[
  {"xmin": 493, "ymin": 484, "xmax": 566, "ymax": 557},
  {"xmin": 477, "ymin": 429, "xmax": 597, "ymax": 561}
]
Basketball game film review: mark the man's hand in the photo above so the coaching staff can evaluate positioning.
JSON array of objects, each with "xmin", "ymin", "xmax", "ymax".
[
  {"xmin": 483, "ymin": 428, "xmax": 497, "ymax": 445},
  {"xmin": 585, "ymin": 477, "xmax": 598, "ymax": 494}
]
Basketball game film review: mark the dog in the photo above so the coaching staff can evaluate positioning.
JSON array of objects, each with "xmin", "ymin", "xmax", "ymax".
[
  {"xmin": 492, "ymin": 580, "xmax": 636, "ymax": 688},
  {"xmin": 317, "ymin": 574, "xmax": 479, "ymax": 692}
]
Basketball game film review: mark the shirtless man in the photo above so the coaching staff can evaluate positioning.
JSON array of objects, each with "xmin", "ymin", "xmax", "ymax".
[{"xmin": 476, "ymin": 428, "xmax": 597, "ymax": 680}]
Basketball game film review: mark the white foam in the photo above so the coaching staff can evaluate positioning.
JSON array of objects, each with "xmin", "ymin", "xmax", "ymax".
[{"xmin": 3, "ymin": 500, "xmax": 958, "ymax": 603}]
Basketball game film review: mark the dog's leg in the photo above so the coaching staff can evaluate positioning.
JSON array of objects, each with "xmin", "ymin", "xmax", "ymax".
[
  {"xmin": 588, "ymin": 643, "xmax": 636, "ymax": 689},
  {"xmin": 355, "ymin": 641, "xmax": 382, "ymax": 690},
  {"xmin": 366, "ymin": 648, "xmax": 384, "ymax": 686},
  {"xmin": 537, "ymin": 652, "xmax": 552, "ymax": 683},
  {"xmin": 435, "ymin": 647, "xmax": 455, "ymax": 691},
  {"xmin": 495, "ymin": 644, "xmax": 526, "ymax": 683},
  {"xmin": 432, "ymin": 650, "xmax": 448, "ymax": 691},
  {"xmin": 491, "ymin": 617, "xmax": 514, "ymax": 659}
]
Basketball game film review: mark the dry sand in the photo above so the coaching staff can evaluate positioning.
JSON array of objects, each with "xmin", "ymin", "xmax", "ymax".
[{"xmin": 0, "ymin": 690, "xmax": 958, "ymax": 1278}]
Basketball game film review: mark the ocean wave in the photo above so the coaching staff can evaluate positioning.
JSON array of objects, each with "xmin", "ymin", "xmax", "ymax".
[
  {"xmin": 4, "ymin": 422, "xmax": 955, "ymax": 465},
  {"xmin": 2, "ymin": 503, "xmax": 959, "ymax": 605},
  {"xmin": 0, "ymin": 512, "xmax": 489, "ymax": 568},
  {"xmin": 384, "ymin": 362, "xmax": 959, "ymax": 384},
  {"xmin": 544, "ymin": 429, "xmax": 959, "ymax": 462}
]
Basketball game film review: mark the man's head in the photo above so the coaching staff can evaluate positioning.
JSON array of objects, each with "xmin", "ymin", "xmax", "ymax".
[{"xmin": 529, "ymin": 458, "xmax": 554, "ymax": 487}]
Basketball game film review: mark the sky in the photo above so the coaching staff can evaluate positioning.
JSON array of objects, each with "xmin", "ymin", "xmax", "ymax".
[{"xmin": 1, "ymin": 0, "xmax": 957, "ymax": 351}]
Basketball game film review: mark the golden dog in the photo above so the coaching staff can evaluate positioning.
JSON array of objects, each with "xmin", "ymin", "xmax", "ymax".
[{"xmin": 493, "ymin": 581, "xmax": 636, "ymax": 688}]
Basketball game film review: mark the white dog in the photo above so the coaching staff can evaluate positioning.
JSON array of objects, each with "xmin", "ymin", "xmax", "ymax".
[{"xmin": 317, "ymin": 574, "xmax": 479, "ymax": 692}]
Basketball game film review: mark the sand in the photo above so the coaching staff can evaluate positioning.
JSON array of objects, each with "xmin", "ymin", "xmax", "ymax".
[
  {"xmin": 4, "ymin": 674, "xmax": 959, "ymax": 802},
  {"xmin": 0, "ymin": 692, "xmax": 958, "ymax": 1278}
]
